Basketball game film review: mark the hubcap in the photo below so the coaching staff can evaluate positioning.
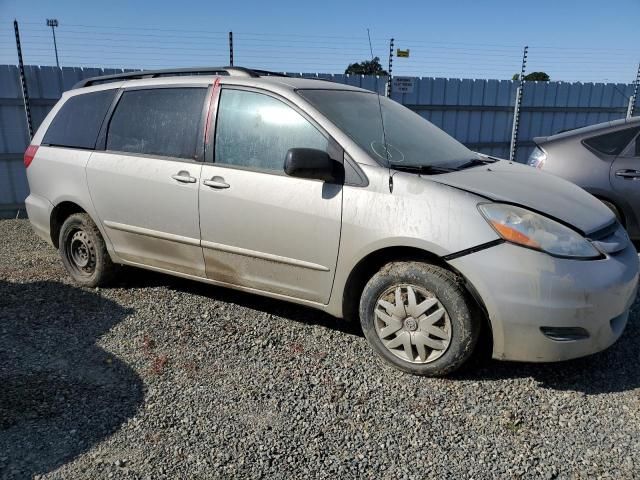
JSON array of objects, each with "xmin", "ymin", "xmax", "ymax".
[{"xmin": 374, "ymin": 284, "xmax": 452, "ymax": 364}]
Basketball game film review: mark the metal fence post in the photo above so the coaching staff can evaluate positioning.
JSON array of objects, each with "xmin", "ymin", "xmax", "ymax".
[
  {"xmin": 509, "ymin": 45, "xmax": 528, "ymax": 162},
  {"xmin": 228, "ymin": 31, "xmax": 234, "ymax": 67},
  {"xmin": 14, "ymin": 19, "xmax": 33, "ymax": 140},
  {"xmin": 627, "ymin": 62, "xmax": 640, "ymax": 119},
  {"xmin": 386, "ymin": 37, "xmax": 394, "ymax": 97}
]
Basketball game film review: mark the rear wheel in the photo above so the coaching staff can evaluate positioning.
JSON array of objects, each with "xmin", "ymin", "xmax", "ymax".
[
  {"xmin": 359, "ymin": 261, "xmax": 480, "ymax": 376},
  {"xmin": 59, "ymin": 213, "xmax": 116, "ymax": 287}
]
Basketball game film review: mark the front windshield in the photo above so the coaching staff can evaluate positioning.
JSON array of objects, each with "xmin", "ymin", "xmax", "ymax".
[{"xmin": 298, "ymin": 89, "xmax": 478, "ymax": 169}]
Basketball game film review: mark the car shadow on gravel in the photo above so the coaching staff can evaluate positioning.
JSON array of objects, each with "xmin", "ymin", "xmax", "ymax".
[
  {"xmin": 113, "ymin": 267, "xmax": 363, "ymax": 337},
  {"xmin": 0, "ymin": 280, "xmax": 143, "ymax": 479},
  {"xmin": 111, "ymin": 268, "xmax": 640, "ymax": 394}
]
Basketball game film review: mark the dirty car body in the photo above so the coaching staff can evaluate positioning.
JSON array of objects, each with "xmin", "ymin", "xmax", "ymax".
[{"xmin": 24, "ymin": 67, "xmax": 639, "ymax": 376}]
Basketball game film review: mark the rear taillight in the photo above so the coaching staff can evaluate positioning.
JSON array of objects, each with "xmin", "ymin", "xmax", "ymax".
[{"xmin": 24, "ymin": 145, "xmax": 38, "ymax": 168}]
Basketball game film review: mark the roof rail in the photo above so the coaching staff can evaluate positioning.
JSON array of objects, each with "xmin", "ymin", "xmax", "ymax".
[
  {"xmin": 249, "ymin": 69, "xmax": 289, "ymax": 77},
  {"xmin": 72, "ymin": 66, "xmax": 269, "ymax": 89}
]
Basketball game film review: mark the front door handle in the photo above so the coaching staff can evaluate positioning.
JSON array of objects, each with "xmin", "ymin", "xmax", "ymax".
[
  {"xmin": 203, "ymin": 176, "xmax": 230, "ymax": 189},
  {"xmin": 171, "ymin": 171, "xmax": 197, "ymax": 183},
  {"xmin": 615, "ymin": 169, "xmax": 640, "ymax": 179}
]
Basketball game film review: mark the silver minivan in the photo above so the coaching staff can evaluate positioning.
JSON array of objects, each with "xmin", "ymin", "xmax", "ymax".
[{"xmin": 24, "ymin": 67, "xmax": 639, "ymax": 376}]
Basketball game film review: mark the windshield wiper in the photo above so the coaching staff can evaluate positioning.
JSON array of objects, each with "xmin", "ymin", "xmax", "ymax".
[
  {"xmin": 454, "ymin": 158, "xmax": 498, "ymax": 170},
  {"xmin": 390, "ymin": 164, "xmax": 457, "ymax": 175}
]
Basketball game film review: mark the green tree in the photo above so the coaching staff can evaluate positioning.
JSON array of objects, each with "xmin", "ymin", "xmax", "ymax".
[
  {"xmin": 512, "ymin": 71, "xmax": 551, "ymax": 81},
  {"xmin": 345, "ymin": 57, "xmax": 388, "ymax": 76}
]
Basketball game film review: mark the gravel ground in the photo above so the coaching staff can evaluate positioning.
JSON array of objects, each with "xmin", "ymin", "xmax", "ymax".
[{"xmin": 1, "ymin": 218, "xmax": 640, "ymax": 479}]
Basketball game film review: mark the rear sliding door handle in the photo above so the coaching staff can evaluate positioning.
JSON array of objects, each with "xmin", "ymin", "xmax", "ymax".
[
  {"xmin": 615, "ymin": 169, "xmax": 640, "ymax": 179},
  {"xmin": 203, "ymin": 176, "xmax": 230, "ymax": 189},
  {"xmin": 171, "ymin": 171, "xmax": 197, "ymax": 183}
]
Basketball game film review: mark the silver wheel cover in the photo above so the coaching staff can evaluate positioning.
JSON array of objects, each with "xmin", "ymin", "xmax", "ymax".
[{"xmin": 374, "ymin": 284, "xmax": 452, "ymax": 364}]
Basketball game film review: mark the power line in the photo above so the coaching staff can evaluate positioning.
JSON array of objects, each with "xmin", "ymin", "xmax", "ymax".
[{"xmin": 4, "ymin": 21, "xmax": 637, "ymax": 84}]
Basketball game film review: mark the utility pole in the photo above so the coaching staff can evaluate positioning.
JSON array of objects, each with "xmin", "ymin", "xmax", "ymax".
[
  {"xmin": 228, "ymin": 31, "xmax": 234, "ymax": 67},
  {"xmin": 46, "ymin": 18, "xmax": 60, "ymax": 68},
  {"xmin": 14, "ymin": 20, "xmax": 33, "ymax": 139},
  {"xmin": 386, "ymin": 37, "xmax": 394, "ymax": 97},
  {"xmin": 627, "ymin": 62, "xmax": 640, "ymax": 119},
  {"xmin": 509, "ymin": 45, "xmax": 528, "ymax": 162}
]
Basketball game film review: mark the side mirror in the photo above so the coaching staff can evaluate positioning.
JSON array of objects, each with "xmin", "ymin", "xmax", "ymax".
[{"xmin": 284, "ymin": 148, "xmax": 343, "ymax": 183}]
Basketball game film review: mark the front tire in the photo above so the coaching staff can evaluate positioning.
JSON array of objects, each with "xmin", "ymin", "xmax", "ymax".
[
  {"xmin": 59, "ymin": 213, "xmax": 116, "ymax": 287},
  {"xmin": 359, "ymin": 261, "xmax": 480, "ymax": 377}
]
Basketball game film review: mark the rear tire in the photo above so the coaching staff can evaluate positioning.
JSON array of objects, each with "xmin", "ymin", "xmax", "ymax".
[
  {"xmin": 359, "ymin": 261, "xmax": 480, "ymax": 377},
  {"xmin": 58, "ymin": 213, "xmax": 116, "ymax": 287}
]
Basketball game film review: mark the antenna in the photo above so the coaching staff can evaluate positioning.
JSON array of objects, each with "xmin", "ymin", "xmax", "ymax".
[{"xmin": 367, "ymin": 29, "xmax": 392, "ymax": 190}]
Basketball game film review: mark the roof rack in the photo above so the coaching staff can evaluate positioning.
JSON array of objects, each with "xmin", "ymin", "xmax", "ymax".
[
  {"xmin": 73, "ymin": 66, "xmax": 287, "ymax": 89},
  {"xmin": 249, "ymin": 69, "xmax": 289, "ymax": 78}
]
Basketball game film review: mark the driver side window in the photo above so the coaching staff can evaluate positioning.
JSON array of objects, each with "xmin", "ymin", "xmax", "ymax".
[{"xmin": 214, "ymin": 89, "xmax": 328, "ymax": 173}]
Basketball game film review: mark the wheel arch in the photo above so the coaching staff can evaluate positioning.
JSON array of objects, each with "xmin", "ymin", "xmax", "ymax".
[
  {"xmin": 591, "ymin": 194, "xmax": 627, "ymax": 226},
  {"xmin": 340, "ymin": 245, "xmax": 494, "ymax": 369},
  {"xmin": 340, "ymin": 246, "xmax": 491, "ymax": 339},
  {"xmin": 50, "ymin": 201, "xmax": 89, "ymax": 248},
  {"xmin": 582, "ymin": 185, "xmax": 636, "ymax": 227}
]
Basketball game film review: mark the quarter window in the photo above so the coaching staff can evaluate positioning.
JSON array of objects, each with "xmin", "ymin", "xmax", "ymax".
[
  {"xmin": 43, "ymin": 89, "xmax": 116, "ymax": 149},
  {"xmin": 214, "ymin": 89, "xmax": 328, "ymax": 172},
  {"xmin": 107, "ymin": 88, "xmax": 207, "ymax": 159},
  {"xmin": 583, "ymin": 127, "xmax": 640, "ymax": 156}
]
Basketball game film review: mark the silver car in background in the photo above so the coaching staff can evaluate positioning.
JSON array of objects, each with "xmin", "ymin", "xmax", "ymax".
[
  {"xmin": 529, "ymin": 116, "xmax": 640, "ymax": 239},
  {"xmin": 24, "ymin": 67, "xmax": 639, "ymax": 377}
]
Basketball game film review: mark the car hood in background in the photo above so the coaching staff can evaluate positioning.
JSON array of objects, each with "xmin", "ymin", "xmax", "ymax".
[{"xmin": 431, "ymin": 160, "xmax": 614, "ymax": 235}]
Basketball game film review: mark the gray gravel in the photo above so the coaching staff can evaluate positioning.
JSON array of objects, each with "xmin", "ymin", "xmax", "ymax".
[{"xmin": 1, "ymin": 218, "xmax": 640, "ymax": 479}]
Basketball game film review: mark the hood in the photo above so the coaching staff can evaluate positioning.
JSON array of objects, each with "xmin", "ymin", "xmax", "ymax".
[{"xmin": 431, "ymin": 160, "xmax": 614, "ymax": 235}]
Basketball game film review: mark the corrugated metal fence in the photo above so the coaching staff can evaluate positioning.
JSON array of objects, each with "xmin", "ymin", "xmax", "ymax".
[
  {"xmin": 292, "ymin": 72, "xmax": 635, "ymax": 159},
  {"xmin": 0, "ymin": 65, "xmax": 637, "ymax": 217}
]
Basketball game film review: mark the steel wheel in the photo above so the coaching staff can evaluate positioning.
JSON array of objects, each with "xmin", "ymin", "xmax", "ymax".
[
  {"xmin": 64, "ymin": 228, "xmax": 97, "ymax": 278},
  {"xmin": 374, "ymin": 284, "xmax": 452, "ymax": 364},
  {"xmin": 58, "ymin": 213, "xmax": 117, "ymax": 287}
]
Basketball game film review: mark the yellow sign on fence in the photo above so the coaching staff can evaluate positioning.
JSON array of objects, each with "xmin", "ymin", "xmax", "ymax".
[{"xmin": 396, "ymin": 49, "xmax": 410, "ymax": 58}]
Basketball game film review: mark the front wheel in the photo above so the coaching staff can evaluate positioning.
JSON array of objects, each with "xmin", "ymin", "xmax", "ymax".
[
  {"xmin": 359, "ymin": 262, "xmax": 480, "ymax": 376},
  {"xmin": 59, "ymin": 213, "xmax": 116, "ymax": 287}
]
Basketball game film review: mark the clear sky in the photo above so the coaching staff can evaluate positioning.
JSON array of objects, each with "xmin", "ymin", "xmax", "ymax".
[{"xmin": 1, "ymin": 0, "xmax": 638, "ymax": 83}]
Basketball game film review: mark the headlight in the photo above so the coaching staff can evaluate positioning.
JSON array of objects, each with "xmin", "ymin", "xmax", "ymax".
[
  {"xmin": 478, "ymin": 203, "xmax": 601, "ymax": 259},
  {"xmin": 527, "ymin": 146, "xmax": 547, "ymax": 169}
]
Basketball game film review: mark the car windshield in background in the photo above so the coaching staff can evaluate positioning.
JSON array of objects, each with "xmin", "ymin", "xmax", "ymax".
[{"xmin": 298, "ymin": 89, "xmax": 480, "ymax": 170}]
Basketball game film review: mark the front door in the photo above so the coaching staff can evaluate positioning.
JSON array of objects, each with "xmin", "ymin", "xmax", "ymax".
[
  {"xmin": 198, "ymin": 87, "xmax": 343, "ymax": 303},
  {"xmin": 87, "ymin": 86, "xmax": 209, "ymax": 276}
]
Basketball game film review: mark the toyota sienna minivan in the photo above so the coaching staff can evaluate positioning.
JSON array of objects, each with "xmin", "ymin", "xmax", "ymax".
[{"xmin": 24, "ymin": 67, "xmax": 639, "ymax": 376}]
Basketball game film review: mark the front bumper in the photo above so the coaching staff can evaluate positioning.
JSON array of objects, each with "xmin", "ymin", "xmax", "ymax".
[{"xmin": 448, "ymin": 242, "xmax": 639, "ymax": 362}]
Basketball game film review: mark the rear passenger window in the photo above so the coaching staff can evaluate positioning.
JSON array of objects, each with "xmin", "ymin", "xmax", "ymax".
[
  {"xmin": 43, "ymin": 89, "xmax": 116, "ymax": 149},
  {"xmin": 583, "ymin": 127, "xmax": 640, "ymax": 156},
  {"xmin": 107, "ymin": 88, "xmax": 207, "ymax": 160},
  {"xmin": 214, "ymin": 89, "xmax": 328, "ymax": 172}
]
